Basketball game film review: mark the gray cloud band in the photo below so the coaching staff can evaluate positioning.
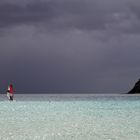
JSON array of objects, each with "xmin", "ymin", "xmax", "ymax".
[{"xmin": 1, "ymin": 0, "xmax": 139, "ymax": 33}]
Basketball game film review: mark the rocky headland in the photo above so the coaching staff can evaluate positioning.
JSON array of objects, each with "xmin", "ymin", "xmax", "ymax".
[{"xmin": 128, "ymin": 79, "xmax": 140, "ymax": 94}]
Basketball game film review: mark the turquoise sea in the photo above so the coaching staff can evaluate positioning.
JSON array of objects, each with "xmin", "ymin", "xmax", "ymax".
[{"xmin": 0, "ymin": 94, "xmax": 140, "ymax": 140}]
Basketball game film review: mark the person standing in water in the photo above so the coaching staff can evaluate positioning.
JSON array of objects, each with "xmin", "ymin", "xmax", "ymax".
[{"xmin": 7, "ymin": 84, "xmax": 14, "ymax": 101}]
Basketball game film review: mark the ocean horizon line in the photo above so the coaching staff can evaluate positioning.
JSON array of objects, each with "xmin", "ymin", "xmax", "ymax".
[
  {"xmin": 2, "ymin": 92, "xmax": 140, "ymax": 96},
  {"xmin": 10, "ymin": 92, "xmax": 126, "ymax": 95}
]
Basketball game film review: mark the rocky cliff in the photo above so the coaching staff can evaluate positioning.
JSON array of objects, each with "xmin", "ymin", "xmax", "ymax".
[{"xmin": 128, "ymin": 79, "xmax": 140, "ymax": 93}]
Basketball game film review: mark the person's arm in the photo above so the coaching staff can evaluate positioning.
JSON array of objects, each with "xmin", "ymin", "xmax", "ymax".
[{"xmin": 7, "ymin": 86, "xmax": 10, "ymax": 92}]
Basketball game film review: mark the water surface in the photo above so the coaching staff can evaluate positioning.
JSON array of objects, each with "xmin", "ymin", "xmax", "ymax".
[{"xmin": 0, "ymin": 94, "xmax": 140, "ymax": 140}]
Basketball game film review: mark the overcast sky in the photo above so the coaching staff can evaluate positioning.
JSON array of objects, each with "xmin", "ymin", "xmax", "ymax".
[{"xmin": 0, "ymin": 0, "xmax": 140, "ymax": 93}]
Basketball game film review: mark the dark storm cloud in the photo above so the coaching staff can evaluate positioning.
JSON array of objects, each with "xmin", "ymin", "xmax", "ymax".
[
  {"xmin": 0, "ymin": 0, "xmax": 140, "ymax": 34},
  {"xmin": 1, "ymin": 0, "xmax": 140, "ymax": 93},
  {"xmin": 0, "ymin": 2, "xmax": 53, "ymax": 28},
  {"xmin": 0, "ymin": 0, "xmax": 128, "ymax": 31},
  {"xmin": 129, "ymin": 1, "xmax": 140, "ymax": 18}
]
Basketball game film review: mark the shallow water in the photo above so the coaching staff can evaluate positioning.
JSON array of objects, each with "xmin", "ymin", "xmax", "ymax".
[{"xmin": 0, "ymin": 94, "xmax": 140, "ymax": 140}]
